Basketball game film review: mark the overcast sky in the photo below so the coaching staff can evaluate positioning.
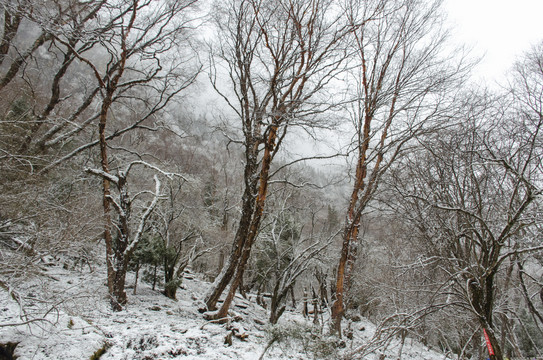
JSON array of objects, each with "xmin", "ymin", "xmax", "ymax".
[{"xmin": 444, "ymin": 0, "xmax": 543, "ymax": 83}]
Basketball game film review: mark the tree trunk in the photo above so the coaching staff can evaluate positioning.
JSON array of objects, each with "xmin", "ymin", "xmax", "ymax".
[
  {"xmin": 331, "ymin": 125, "xmax": 369, "ymax": 333},
  {"xmin": 269, "ymin": 280, "xmax": 287, "ymax": 324},
  {"xmin": 290, "ymin": 285, "xmax": 296, "ymax": 308},
  {"xmin": 204, "ymin": 141, "xmax": 259, "ymax": 310},
  {"xmin": 269, "ymin": 292, "xmax": 280, "ymax": 324},
  {"xmin": 152, "ymin": 264, "xmax": 157, "ymax": 291},
  {"xmin": 270, "ymin": 304, "xmax": 286, "ymax": 325},
  {"xmin": 303, "ymin": 288, "xmax": 309, "ymax": 318},
  {"xmin": 164, "ymin": 284, "xmax": 177, "ymax": 300},
  {"xmin": 163, "ymin": 269, "xmax": 178, "ymax": 300},
  {"xmin": 109, "ymin": 176, "xmax": 132, "ymax": 310},
  {"xmin": 206, "ymin": 126, "xmax": 277, "ymax": 317},
  {"xmin": 109, "ymin": 244, "xmax": 129, "ymax": 311},
  {"xmin": 215, "ymin": 126, "xmax": 277, "ymax": 318},
  {"xmin": 312, "ymin": 287, "xmax": 319, "ymax": 325},
  {"xmin": 483, "ymin": 326, "xmax": 503, "ymax": 360},
  {"xmin": 331, "ymin": 221, "xmax": 359, "ymax": 335},
  {"xmin": 467, "ymin": 268, "xmax": 502, "ymax": 359},
  {"xmin": 204, "ymin": 183, "xmax": 255, "ymax": 310},
  {"xmin": 213, "ymin": 218, "xmax": 261, "ymax": 320},
  {"xmin": 216, "ymin": 251, "xmax": 225, "ymax": 279},
  {"xmin": 98, "ymin": 92, "xmax": 118, "ymax": 308},
  {"xmin": 133, "ymin": 262, "xmax": 140, "ymax": 295}
]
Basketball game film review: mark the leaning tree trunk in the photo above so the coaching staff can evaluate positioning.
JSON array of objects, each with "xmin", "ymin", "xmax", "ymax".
[
  {"xmin": 331, "ymin": 155, "xmax": 368, "ymax": 334},
  {"xmin": 269, "ymin": 281, "xmax": 290, "ymax": 324},
  {"xmin": 331, "ymin": 122, "xmax": 388, "ymax": 334},
  {"xmin": 204, "ymin": 154, "xmax": 258, "ymax": 310},
  {"xmin": 331, "ymin": 104, "xmax": 374, "ymax": 334},
  {"xmin": 208, "ymin": 126, "xmax": 277, "ymax": 320}
]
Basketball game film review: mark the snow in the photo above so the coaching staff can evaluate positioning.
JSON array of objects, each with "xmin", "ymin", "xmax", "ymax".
[{"xmin": 1, "ymin": 261, "xmax": 451, "ymax": 360}]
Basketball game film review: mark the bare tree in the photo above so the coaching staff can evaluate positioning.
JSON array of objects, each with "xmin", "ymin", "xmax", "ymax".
[
  {"xmin": 203, "ymin": 0, "xmax": 363, "ymax": 320},
  {"xmin": 247, "ymin": 184, "xmax": 337, "ymax": 324},
  {"xmin": 148, "ymin": 177, "xmax": 216, "ymax": 300},
  {"xmin": 388, "ymin": 76, "xmax": 543, "ymax": 359},
  {"xmin": 62, "ymin": 0, "xmax": 200, "ymax": 310},
  {"xmin": 330, "ymin": 0, "xmax": 468, "ymax": 334}
]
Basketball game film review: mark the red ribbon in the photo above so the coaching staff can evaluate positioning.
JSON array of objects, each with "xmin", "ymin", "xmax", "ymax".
[{"xmin": 483, "ymin": 328, "xmax": 495, "ymax": 356}]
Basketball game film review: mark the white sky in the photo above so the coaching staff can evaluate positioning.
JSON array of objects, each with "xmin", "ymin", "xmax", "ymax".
[{"xmin": 444, "ymin": 0, "xmax": 543, "ymax": 83}]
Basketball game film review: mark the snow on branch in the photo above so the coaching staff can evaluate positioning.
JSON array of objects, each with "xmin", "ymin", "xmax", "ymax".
[
  {"xmin": 85, "ymin": 168, "xmax": 120, "ymax": 184},
  {"xmin": 105, "ymin": 195, "xmax": 125, "ymax": 218},
  {"xmin": 123, "ymin": 160, "xmax": 188, "ymax": 181},
  {"xmin": 125, "ymin": 175, "xmax": 162, "ymax": 255}
]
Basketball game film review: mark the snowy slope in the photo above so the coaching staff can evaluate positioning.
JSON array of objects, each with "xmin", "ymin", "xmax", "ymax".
[{"xmin": 1, "ymin": 263, "xmax": 450, "ymax": 359}]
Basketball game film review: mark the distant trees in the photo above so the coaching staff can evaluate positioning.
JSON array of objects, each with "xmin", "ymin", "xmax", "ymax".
[
  {"xmin": 0, "ymin": 0, "xmax": 104, "ymax": 176},
  {"xmin": 331, "ymin": 0, "xmax": 468, "ymax": 334}
]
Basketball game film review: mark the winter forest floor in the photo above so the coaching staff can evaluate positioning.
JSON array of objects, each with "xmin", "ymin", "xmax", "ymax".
[{"xmin": 1, "ymin": 256, "xmax": 451, "ymax": 360}]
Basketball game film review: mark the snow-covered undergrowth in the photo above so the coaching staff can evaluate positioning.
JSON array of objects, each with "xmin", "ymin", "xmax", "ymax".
[{"xmin": 1, "ymin": 261, "xmax": 450, "ymax": 359}]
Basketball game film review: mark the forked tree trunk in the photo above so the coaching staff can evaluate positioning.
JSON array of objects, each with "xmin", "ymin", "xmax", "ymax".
[
  {"xmin": 164, "ymin": 256, "xmax": 190, "ymax": 300},
  {"xmin": 204, "ymin": 134, "xmax": 259, "ymax": 311},
  {"xmin": 213, "ymin": 223, "xmax": 260, "ymax": 320},
  {"xmin": 466, "ymin": 268, "xmax": 503, "ymax": 360},
  {"xmin": 269, "ymin": 280, "xmax": 290, "ymax": 324}
]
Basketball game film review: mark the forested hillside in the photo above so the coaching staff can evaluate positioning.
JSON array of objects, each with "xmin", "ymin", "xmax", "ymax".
[{"xmin": 1, "ymin": 0, "xmax": 542, "ymax": 359}]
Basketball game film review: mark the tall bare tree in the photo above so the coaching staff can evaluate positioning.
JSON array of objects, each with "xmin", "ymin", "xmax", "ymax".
[
  {"xmin": 203, "ymin": 0, "xmax": 364, "ymax": 320},
  {"xmin": 330, "ymin": 0, "xmax": 468, "ymax": 334},
  {"xmin": 54, "ymin": 0, "xmax": 201, "ymax": 310}
]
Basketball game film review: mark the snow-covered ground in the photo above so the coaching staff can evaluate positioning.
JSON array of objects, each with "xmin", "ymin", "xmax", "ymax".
[{"xmin": 1, "ymin": 261, "xmax": 451, "ymax": 359}]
